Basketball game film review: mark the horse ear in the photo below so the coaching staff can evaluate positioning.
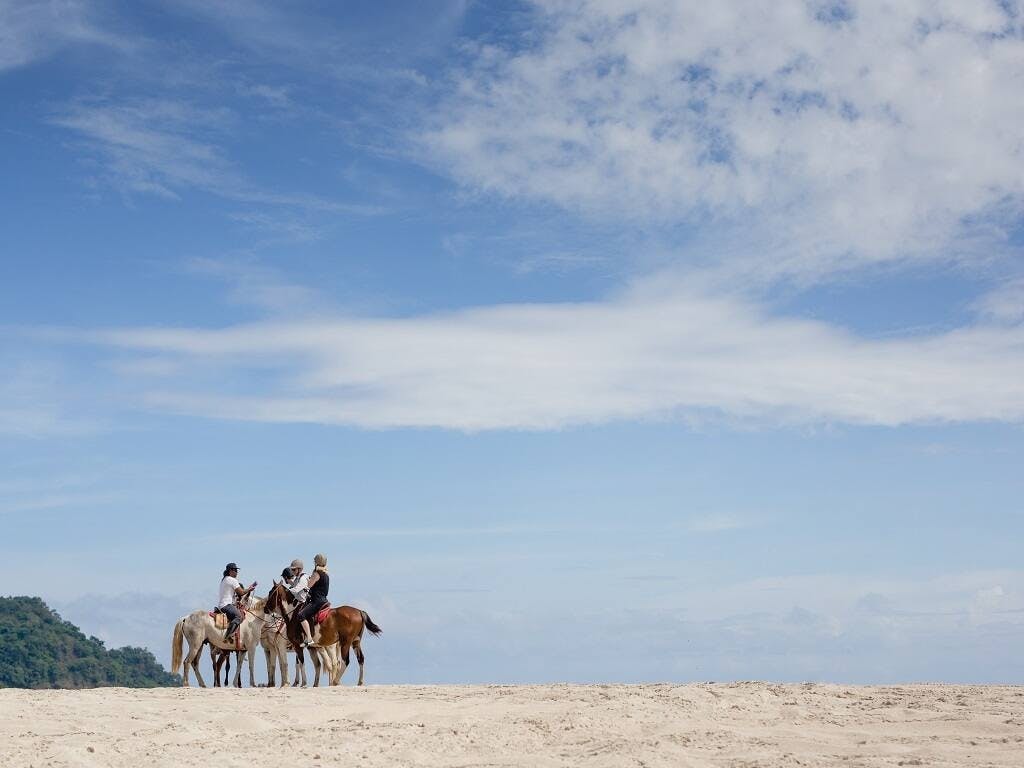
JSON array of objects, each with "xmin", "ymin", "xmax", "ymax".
[{"xmin": 273, "ymin": 579, "xmax": 279, "ymax": 586}]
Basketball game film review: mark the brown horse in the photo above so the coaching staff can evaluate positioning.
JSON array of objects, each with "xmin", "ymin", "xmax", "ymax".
[
  {"xmin": 208, "ymin": 642, "xmax": 234, "ymax": 687},
  {"xmin": 264, "ymin": 581, "xmax": 382, "ymax": 686}
]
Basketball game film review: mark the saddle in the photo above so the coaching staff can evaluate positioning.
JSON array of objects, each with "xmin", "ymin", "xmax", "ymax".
[{"xmin": 209, "ymin": 605, "xmax": 247, "ymax": 630}]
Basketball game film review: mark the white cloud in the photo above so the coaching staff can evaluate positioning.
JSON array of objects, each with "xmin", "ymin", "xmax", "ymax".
[
  {"xmin": 210, "ymin": 524, "xmax": 566, "ymax": 542},
  {"xmin": 0, "ymin": 359, "xmax": 101, "ymax": 437},
  {"xmin": 425, "ymin": 0, "xmax": 1024, "ymax": 277},
  {"xmin": 0, "ymin": 0, "xmax": 128, "ymax": 72},
  {"xmin": 52, "ymin": 99, "xmax": 237, "ymax": 199},
  {"xmin": 52, "ymin": 99, "xmax": 387, "ymax": 216},
  {"xmin": 973, "ymin": 277, "xmax": 1024, "ymax": 325},
  {"xmin": 0, "ymin": 491, "xmax": 118, "ymax": 515},
  {"xmin": 65, "ymin": 280, "xmax": 1024, "ymax": 430},
  {"xmin": 184, "ymin": 257, "xmax": 327, "ymax": 315},
  {"xmin": 0, "ymin": 471, "xmax": 118, "ymax": 516}
]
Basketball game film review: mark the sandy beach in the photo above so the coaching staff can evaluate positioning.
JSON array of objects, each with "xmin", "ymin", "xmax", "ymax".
[{"xmin": 2, "ymin": 682, "xmax": 1022, "ymax": 767}]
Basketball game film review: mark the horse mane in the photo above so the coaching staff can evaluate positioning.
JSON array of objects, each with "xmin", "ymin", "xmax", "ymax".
[
  {"xmin": 248, "ymin": 596, "xmax": 266, "ymax": 612},
  {"xmin": 263, "ymin": 582, "xmax": 288, "ymax": 615}
]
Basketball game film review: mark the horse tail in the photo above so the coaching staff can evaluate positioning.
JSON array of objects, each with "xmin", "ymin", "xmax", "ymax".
[
  {"xmin": 360, "ymin": 611, "xmax": 382, "ymax": 636},
  {"xmin": 171, "ymin": 617, "xmax": 185, "ymax": 674}
]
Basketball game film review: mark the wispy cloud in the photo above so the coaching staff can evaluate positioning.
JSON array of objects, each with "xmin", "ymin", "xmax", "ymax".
[
  {"xmin": 43, "ymin": 278, "xmax": 1024, "ymax": 430},
  {"xmin": 208, "ymin": 524, "xmax": 565, "ymax": 542},
  {"xmin": 0, "ymin": 358, "xmax": 101, "ymax": 438},
  {"xmin": 0, "ymin": 0, "xmax": 131, "ymax": 72},
  {"xmin": 0, "ymin": 491, "xmax": 118, "ymax": 515},
  {"xmin": 52, "ymin": 98, "xmax": 385, "ymax": 219},
  {"xmin": 184, "ymin": 257, "xmax": 327, "ymax": 316},
  {"xmin": 52, "ymin": 99, "xmax": 237, "ymax": 200},
  {"xmin": 973, "ymin": 277, "xmax": 1024, "ymax": 325},
  {"xmin": 0, "ymin": 471, "xmax": 119, "ymax": 515}
]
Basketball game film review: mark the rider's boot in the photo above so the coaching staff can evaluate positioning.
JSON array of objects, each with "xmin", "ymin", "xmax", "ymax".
[{"xmin": 224, "ymin": 619, "xmax": 240, "ymax": 642}]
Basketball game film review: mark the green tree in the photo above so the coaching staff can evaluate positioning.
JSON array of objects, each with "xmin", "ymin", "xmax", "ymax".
[{"xmin": 0, "ymin": 596, "xmax": 179, "ymax": 688}]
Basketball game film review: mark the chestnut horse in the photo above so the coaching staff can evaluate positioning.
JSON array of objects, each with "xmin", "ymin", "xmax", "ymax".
[
  {"xmin": 264, "ymin": 581, "xmax": 381, "ymax": 686},
  {"xmin": 208, "ymin": 643, "xmax": 236, "ymax": 687}
]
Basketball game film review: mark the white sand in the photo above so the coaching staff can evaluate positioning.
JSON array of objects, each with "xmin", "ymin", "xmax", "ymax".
[{"xmin": 2, "ymin": 683, "xmax": 1022, "ymax": 767}]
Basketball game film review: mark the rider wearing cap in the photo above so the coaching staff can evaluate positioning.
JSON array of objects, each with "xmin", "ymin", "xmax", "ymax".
[
  {"xmin": 218, "ymin": 563, "xmax": 257, "ymax": 641},
  {"xmin": 286, "ymin": 558, "xmax": 309, "ymax": 604}
]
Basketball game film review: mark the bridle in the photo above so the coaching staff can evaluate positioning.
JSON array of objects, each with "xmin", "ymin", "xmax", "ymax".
[
  {"xmin": 264, "ymin": 584, "xmax": 306, "ymax": 649},
  {"xmin": 266, "ymin": 585, "xmax": 300, "ymax": 623}
]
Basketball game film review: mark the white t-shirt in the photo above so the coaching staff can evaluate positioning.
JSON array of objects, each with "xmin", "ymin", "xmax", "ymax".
[
  {"xmin": 287, "ymin": 572, "xmax": 309, "ymax": 603},
  {"xmin": 218, "ymin": 576, "xmax": 241, "ymax": 608}
]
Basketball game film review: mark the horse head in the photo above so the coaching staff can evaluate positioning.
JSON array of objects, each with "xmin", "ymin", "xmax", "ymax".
[{"xmin": 264, "ymin": 580, "xmax": 287, "ymax": 616}]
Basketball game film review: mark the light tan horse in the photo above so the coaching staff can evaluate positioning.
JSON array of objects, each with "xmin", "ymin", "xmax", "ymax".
[
  {"xmin": 260, "ymin": 607, "xmax": 303, "ymax": 687},
  {"xmin": 265, "ymin": 582, "xmax": 382, "ymax": 686},
  {"xmin": 171, "ymin": 596, "xmax": 267, "ymax": 687},
  {"xmin": 263, "ymin": 581, "xmax": 325, "ymax": 685}
]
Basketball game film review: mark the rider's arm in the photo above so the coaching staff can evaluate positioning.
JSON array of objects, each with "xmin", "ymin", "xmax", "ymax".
[
  {"xmin": 287, "ymin": 573, "xmax": 309, "ymax": 596},
  {"xmin": 233, "ymin": 581, "xmax": 257, "ymax": 597}
]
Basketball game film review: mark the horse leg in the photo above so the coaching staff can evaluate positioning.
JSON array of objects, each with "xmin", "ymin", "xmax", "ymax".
[
  {"xmin": 353, "ymin": 638, "xmax": 366, "ymax": 686},
  {"xmin": 323, "ymin": 644, "xmax": 337, "ymax": 686},
  {"xmin": 186, "ymin": 638, "xmax": 207, "ymax": 688},
  {"xmin": 279, "ymin": 642, "xmax": 289, "ymax": 687},
  {"xmin": 208, "ymin": 645, "xmax": 219, "ymax": 688},
  {"xmin": 181, "ymin": 641, "xmax": 191, "ymax": 687},
  {"xmin": 206, "ymin": 643, "xmax": 214, "ymax": 688},
  {"xmin": 212, "ymin": 647, "xmax": 229, "ymax": 688},
  {"xmin": 247, "ymin": 647, "xmax": 256, "ymax": 688},
  {"xmin": 263, "ymin": 642, "xmax": 275, "ymax": 687},
  {"xmin": 310, "ymin": 648, "xmax": 322, "ymax": 687},
  {"xmin": 294, "ymin": 647, "xmax": 307, "ymax": 687},
  {"xmin": 333, "ymin": 642, "xmax": 350, "ymax": 686},
  {"xmin": 319, "ymin": 645, "xmax": 335, "ymax": 686}
]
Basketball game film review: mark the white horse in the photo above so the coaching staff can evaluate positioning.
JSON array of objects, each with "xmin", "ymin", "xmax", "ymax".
[{"xmin": 171, "ymin": 596, "xmax": 267, "ymax": 687}]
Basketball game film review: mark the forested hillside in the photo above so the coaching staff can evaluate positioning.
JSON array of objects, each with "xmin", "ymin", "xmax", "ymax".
[{"xmin": 0, "ymin": 596, "xmax": 178, "ymax": 688}]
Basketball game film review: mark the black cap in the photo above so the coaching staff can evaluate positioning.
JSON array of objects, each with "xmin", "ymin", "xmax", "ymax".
[{"xmin": 225, "ymin": 562, "xmax": 239, "ymax": 571}]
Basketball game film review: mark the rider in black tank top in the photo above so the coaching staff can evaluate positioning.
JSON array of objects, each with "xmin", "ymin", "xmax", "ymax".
[
  {"xmin": 309, "ymin": 571, "xmax": 329, "ymax": 605},
  {"xmin": 298, "ymin": 553, "xmax": 331, "ymax": 646}
]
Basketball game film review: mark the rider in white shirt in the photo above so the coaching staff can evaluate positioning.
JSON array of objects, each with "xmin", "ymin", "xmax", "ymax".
[
  {"xmin": 218, "ymin": 562, "xmax": 256, "ymax": 641},
  {"xmin": 286, "ymin": 558, "xmax": 309, "ymax": 604}
]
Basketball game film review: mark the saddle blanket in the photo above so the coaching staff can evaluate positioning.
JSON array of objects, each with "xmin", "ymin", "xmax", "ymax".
[{"xmin": 316, "ymin": 604, "xmax": 331, "ymax": 624}]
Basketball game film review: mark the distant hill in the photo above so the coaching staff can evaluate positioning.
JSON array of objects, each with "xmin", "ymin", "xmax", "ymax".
[{"xmin": 0, "ymin": 596, "xmax": 179, "ymax": 688}]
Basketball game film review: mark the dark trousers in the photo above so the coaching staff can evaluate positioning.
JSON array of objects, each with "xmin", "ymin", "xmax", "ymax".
[{"xmin": 221, "ymin": 603, "xmax": 241, "ymax": 637}]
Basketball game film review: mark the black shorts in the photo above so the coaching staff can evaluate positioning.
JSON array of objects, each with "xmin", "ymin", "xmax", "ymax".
[{"xmin": 297, "ymin": 599, "xmax": 327, "ymax": 624}]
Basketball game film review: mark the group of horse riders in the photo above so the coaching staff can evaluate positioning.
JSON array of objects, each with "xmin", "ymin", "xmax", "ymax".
[{"xmin": 217, "ymin": 553, "xmax": 330, "ymax": 648}]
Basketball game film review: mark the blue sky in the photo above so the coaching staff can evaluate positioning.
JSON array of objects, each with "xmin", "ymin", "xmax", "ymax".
[{"xmin": 2, "ymin": 0, "xmax": 1024, "ymax": 684}]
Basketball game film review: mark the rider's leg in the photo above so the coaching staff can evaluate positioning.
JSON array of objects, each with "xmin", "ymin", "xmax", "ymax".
[
  {"xmin": 223, "ymin": 603, "xmax": 241, "ymax": 640},
  {"xmin": 300, "ymin": 617, "xmax": 314, "ymax": 645},
  {"xmin": 296, "ymin": 601, "xmax": 316, "ymax": 645}
]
